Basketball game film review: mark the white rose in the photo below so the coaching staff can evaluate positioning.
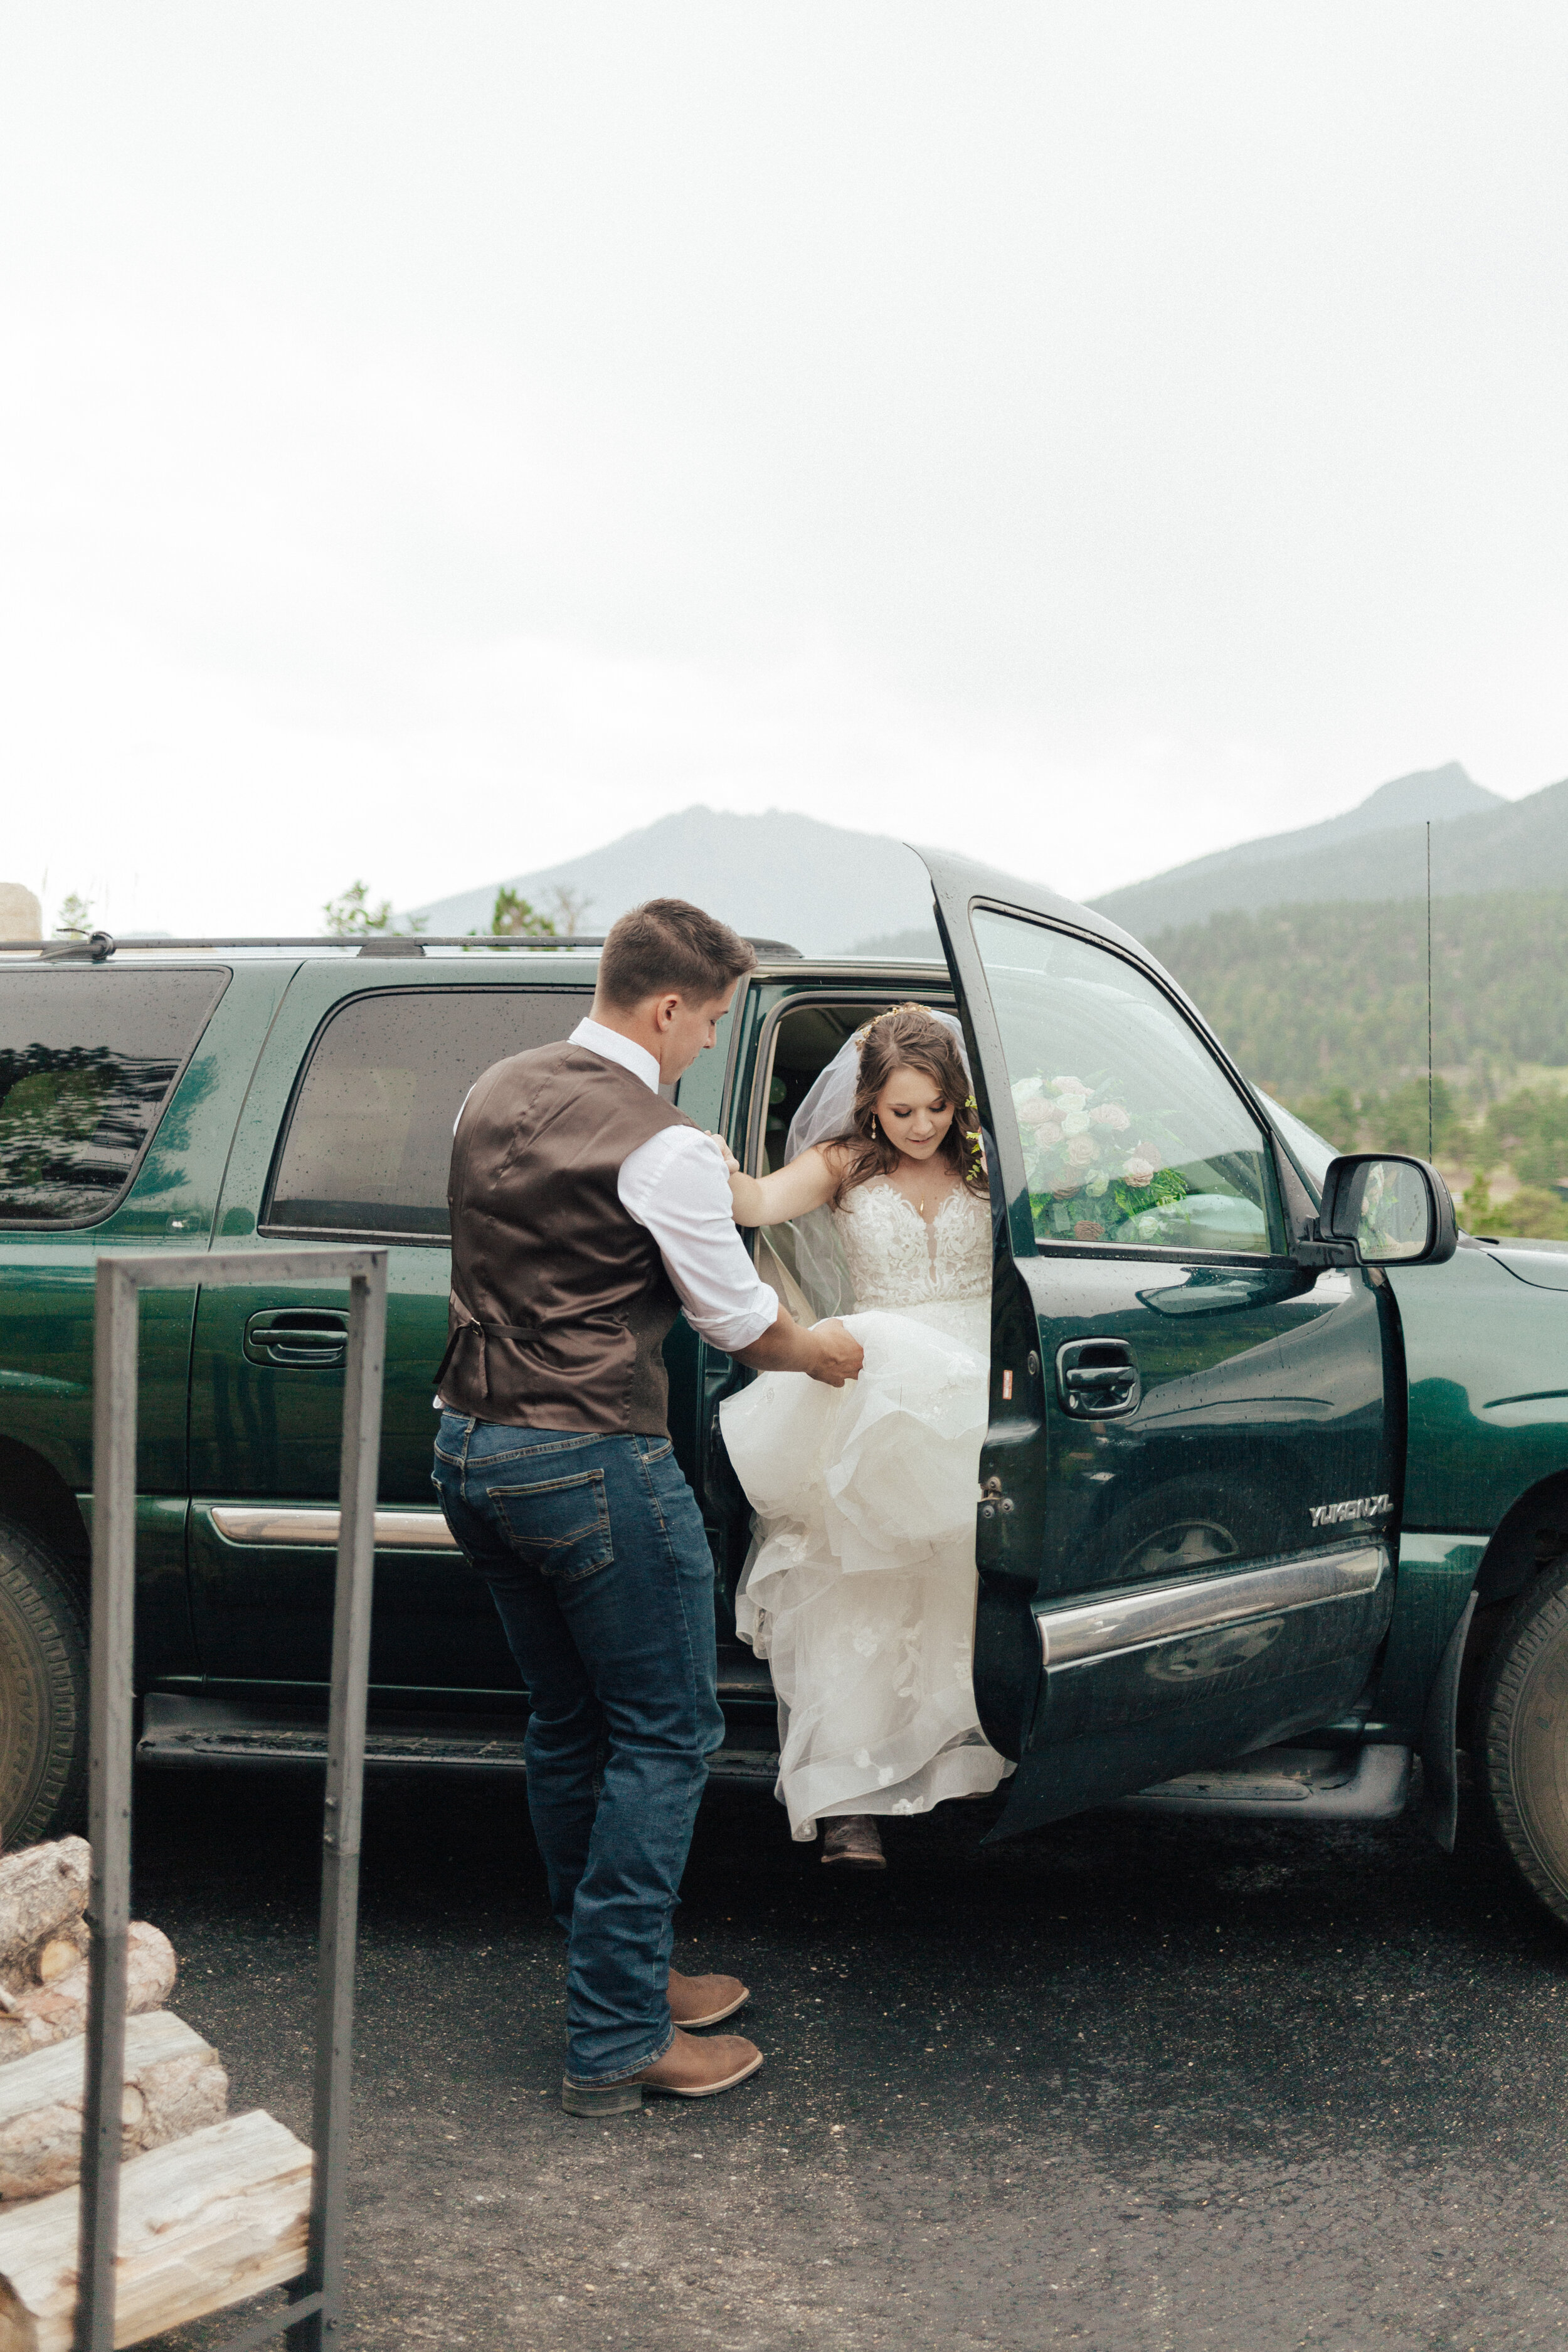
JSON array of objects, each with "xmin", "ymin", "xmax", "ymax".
[{"xmin": 1061, "ymin": 1109, "xmax": 1090, "ymax": 1136}]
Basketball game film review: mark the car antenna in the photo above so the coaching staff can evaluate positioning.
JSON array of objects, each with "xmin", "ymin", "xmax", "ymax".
[{"xmin": 1427, "ymin": 818, "xmax": 1434, "ymax": 1162}]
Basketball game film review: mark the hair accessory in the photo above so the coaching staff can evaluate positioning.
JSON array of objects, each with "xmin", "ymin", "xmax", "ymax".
[{"xmin": 852, "ymin": 1000, "xmax": 943, "ymax": 1049}]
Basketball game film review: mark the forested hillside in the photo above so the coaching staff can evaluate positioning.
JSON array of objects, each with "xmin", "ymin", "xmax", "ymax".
[{"xmin": 1149, "ymin": 889, "xmax": 1568, "ymax": 1098}]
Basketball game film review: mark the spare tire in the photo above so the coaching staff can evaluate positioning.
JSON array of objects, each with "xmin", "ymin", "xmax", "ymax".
[
  {"xmin": 1478, "ymin": 1559, "xmax": 1568, "ymax": 1931},
  {"xmin": 0, "ymin": 1515, "xmax": 88, "ymax": 1848}
]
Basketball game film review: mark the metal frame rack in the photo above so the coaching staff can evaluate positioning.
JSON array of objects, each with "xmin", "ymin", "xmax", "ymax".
[
  {"xmin": 77, "ymin": 1245, "xmax": 389, "ymax": 2352},
  {"xmin": 0, "ymin": 928, "xmax": 803, "ymax": 961},
  {"xmin": 3, "ymin": 933, "xmax": 608, "ymax": 960}
]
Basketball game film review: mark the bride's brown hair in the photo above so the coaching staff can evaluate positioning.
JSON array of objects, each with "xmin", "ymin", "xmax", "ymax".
[{"xmin": 827, "ymin": 1004, "xmax": 987, "ymax": 1209}]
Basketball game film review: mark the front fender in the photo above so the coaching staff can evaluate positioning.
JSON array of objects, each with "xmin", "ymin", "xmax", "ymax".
[{"xmin": 1387, "ymin": 1247, "xmax": 1568, "ymax": 1535}]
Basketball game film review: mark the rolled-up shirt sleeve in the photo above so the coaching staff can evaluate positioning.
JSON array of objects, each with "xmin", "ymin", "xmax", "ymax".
[{"xmin": 617, "ymin": 1125, "xmax": 780, "ymax": 1353}]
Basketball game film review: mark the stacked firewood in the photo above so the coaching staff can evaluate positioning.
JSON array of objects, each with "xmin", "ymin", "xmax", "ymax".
[{"xmin": 0, "ymin": 1838, "xmax": 313, "ymax": 2350}]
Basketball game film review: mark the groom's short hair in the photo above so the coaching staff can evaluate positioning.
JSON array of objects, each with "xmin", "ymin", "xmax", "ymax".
[{"xmin": 596, "ymin": 898, "xmax": 756, "ymax": 1009}]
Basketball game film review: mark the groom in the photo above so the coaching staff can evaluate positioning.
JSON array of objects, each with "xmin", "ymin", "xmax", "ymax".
[{"xmin": 433, "ymin": 897, "xmax": 864, "ymax": 2114}]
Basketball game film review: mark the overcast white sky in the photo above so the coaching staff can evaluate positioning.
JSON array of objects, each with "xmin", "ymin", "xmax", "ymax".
[{"xmin": 1, "ymin": 4, "xmax": 1564, "ymax": 936}]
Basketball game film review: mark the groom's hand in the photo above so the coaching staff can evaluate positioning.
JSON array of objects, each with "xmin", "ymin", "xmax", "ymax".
[
  {"xmin": 803, "ymin": 1318, "xmax": 864, "ymax": 1387},
  {"xmin": 734, "ymin": 1306, "xmax": 863, "ymax": 1385}
]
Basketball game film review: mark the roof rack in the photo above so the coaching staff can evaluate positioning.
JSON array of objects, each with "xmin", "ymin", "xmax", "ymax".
[{"xmin": 0, "ymin": 931, "xmax": 803, "ymax": 963}]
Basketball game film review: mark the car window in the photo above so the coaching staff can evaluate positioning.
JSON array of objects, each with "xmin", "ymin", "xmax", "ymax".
[
  {"xmin": 0, "ymin": 967, "xmax": 228, "ymax": 1226},
  {"xmin": 265, "ymin": 988, "xmax": 590, "ymax": 1239},
  {"xmin": 972, "ymin": 909, "xmax": 1285, "ymax": 1256}
]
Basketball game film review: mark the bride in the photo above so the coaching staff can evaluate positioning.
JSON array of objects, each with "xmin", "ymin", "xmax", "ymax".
[{"xmin": 718, "ymin": 1004, "xmax": 1013, "ymax": 1870}]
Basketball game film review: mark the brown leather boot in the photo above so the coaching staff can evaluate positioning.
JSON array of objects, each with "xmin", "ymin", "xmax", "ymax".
[
  {"xmin": 561, "ymin": 2028, "xmax": 763, "ymax": 2115},
  {"xmin": 668, "ymin": 1966, "xmax": 750, "ymax": 2028},
  {"xmin": 822, "ymin": 1814, "xmax": 886, "ymax": 1869}
]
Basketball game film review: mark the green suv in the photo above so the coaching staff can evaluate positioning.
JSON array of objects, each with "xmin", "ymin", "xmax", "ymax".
[{"xmin": 4, "ymin": 851, "xmax": 1568, "ymax": 1932}]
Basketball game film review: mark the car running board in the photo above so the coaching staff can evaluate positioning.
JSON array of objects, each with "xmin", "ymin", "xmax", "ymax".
[
  {"xmin": 136, "ymin": 1693, "xmax": 780, "ymax": 1784},
  {"xmin": 1116, "ymin": 1741, "xmax": 1411, "ymax": 1823}
]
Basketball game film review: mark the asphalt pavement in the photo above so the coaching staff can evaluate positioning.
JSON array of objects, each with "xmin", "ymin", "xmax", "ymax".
[{"xmin": 132, "ymin": 1759, "xmax": 1568, "ymax": 2352}]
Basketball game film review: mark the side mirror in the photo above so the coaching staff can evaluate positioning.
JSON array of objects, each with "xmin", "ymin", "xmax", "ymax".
[{"xmin": 1319, "ymin": 1153, "xmax": 1458, "ymax": 1268}]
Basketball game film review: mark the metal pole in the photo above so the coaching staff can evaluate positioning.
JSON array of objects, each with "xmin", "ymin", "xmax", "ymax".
[
  {"xmin": 75, "ymin": 1261, "xmax": 141, "ymax": 2352},
  {"xmin": 1426, "ymin": 818, "xmax": 1434, "ymax": 1162},
  {"xmin": 291, "ymin": 1264, "xmax": 386, "ymax": 2350},
  {"xmin": 73, "ymin": 1246, "xmax": 386, "ymax": 2352}
]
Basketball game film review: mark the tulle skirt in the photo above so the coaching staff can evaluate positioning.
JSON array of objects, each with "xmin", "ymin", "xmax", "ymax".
[{"xmin": 719, "ymin": 1298, "xmax": 1014, "ymax": 1840}]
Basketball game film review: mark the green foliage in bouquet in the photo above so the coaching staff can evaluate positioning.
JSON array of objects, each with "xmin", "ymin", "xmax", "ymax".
[{"xmin": 1110, "ymin": 1167, "xmax": 1191, "ymax": 1220}]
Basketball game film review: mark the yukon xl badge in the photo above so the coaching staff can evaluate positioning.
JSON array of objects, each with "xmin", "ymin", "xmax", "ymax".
[{"xmin": 1309, "ymin": 1494, "xmax": 1391, "ymax": 1528}]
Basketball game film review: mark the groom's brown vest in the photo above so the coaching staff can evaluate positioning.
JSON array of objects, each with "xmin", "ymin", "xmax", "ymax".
[{"xmin": 440, "ymin": 1041, "xmax": 695, "ymax": 1436}]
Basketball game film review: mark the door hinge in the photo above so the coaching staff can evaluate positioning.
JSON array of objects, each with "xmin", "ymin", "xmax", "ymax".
[{"xmin": 978, "ymin": 1475, "xmax": 1015, "ymax": 1522}]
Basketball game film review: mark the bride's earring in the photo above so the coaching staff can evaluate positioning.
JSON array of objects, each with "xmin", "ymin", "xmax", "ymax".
[{"xmin": 871, "ymin": 1113, "xmax": 879, "ymax": 1140}]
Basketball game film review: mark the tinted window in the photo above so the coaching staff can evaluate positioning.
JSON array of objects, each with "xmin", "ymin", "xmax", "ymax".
[
  {"xmin": 973, "ymin": 910, "xmax": 1284, "ymax": 1256},
  {"xmin": 0, "ymin": 967, "xmax": 227, "ymax": 1226},
  {"xmin": 267, "ymin": 988, "xmax": 590, "ymax": 1238}
]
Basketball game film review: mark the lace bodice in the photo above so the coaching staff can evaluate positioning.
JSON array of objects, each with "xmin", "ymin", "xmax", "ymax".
[{"xmin": 836, "ymin": 1180, "xmax": 991, "ymax": 1310}]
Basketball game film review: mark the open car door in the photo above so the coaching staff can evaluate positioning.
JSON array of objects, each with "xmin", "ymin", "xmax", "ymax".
[{"xmin": 918, "ymin": 849, "xmax": 1401, "ymax": 1836}]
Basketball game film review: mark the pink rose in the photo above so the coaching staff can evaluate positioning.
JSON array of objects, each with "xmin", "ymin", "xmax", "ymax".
[
  {"xmin": 1067, "ymin": 1133, "xmax": 1097, "ymax": 1167},
  {"xmin": 1034, "ymin": 1121, "xmax": 1063, "ymax": 1147},
  {"xmin": 1073, "ymin": 1219, "xmax": 1105, "ymax": 1244},
  {"xmin": 1051, "ymin": 1075, "xmax": 1089, "ymax": 1098},
  {"xmin": 1089, "ymin": 1103, "xmax": 1130, "ymax": 1130},
  {"xmin": 1123, "ymin": 1156, "xmax": 1155, "ymax": 1186},
  {"xmin": 1019, "ymin": 1098, "xmax": 1055, "ymax": 1128},
  {"xmin": 1052, "ymin": 1182, "xmax": 1079, "ymax": 1200}
]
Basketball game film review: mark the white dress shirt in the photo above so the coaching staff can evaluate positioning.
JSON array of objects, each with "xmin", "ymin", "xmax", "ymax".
[{"xmin": 563, "ymin": 1017, "xmax": 778, "ymax": 1354}]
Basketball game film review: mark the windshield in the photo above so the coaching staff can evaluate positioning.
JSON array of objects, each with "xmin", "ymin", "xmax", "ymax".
[{"xmin": 1258, "ymin": 1094, "xmax": 1335, "ymax": 1195}]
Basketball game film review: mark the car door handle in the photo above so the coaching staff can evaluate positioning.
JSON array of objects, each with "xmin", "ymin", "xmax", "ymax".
[
  {"xmin": 1056, "ymin": 1338, "xmax": 1142, "ymax": 1418},
  {"xmin": 243, "ymin": 1309, "xmax": 350, "ymax": 1369}
]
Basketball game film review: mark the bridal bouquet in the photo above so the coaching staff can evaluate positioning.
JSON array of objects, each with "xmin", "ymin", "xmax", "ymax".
[{"xmin": 1012, "ymin": 1072, "xmax": 1189, "ymax": 1245}]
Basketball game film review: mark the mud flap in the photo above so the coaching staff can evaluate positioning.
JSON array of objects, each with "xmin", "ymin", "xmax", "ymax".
[{"xmin": 1417, "ymin": 1590, "xmax": 1476, "ymax": 1853}]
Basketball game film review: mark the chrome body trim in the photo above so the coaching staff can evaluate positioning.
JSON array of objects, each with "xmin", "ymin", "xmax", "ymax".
[
  {"xmin": 209, "ymin": 1505, "xmax": 458, "ymax": 1552},
  {"xmin": 1036, "ymin": 1542, "xmax": 1387, "ymax": 1668}
]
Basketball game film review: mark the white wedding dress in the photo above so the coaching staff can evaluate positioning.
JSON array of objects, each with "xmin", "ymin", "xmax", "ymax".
[{"xmin": 719, "ymin": 1179, "xmax": 1014, "ymax": 1841}]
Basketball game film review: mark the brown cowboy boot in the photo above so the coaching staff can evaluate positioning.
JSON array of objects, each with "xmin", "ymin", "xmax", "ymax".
[
  {"xmin": 821, "ymin": 1814, "xmax": 886, "ymax": 1869},
  {"xmin": 669, "ymin": 1966, "xmax": 750, "ymax": 2028},
  {"xmin": 561, "ymin": 2028, "xmax": 763, "ymax": 2115}
]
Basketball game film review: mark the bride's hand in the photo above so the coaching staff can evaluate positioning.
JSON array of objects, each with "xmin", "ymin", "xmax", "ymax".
[{"xmin": 704, "ymin": 1133, "xmax": 741, "ymax": 1175}]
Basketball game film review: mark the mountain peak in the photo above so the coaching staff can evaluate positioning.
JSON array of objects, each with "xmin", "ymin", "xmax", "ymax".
[
  {"xmin": 1103, "ymin": 762, "xmax": 1498, "ymax": 896},
  {"xmin": 402, "ymin": 803, "xmax": 938, "ymax": 956},
  {"xmin": 1346, "ymin": 762, "xmax": 1500, "ymax": 831},
  {"xmin": 1092, "ymin": 764, "xmax": 1568, "ymax": 936}
]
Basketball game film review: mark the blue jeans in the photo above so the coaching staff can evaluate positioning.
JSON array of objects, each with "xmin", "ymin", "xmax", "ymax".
[{"xmin": 432, "ymin": 1412, "xmax": 725, "ymax": 2087}]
